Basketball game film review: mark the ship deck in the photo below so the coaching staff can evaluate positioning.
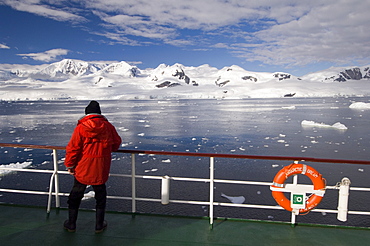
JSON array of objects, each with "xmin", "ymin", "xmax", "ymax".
[{"xmin": 1, "ymin": 204, "xmax": 370, "ymax": 246}]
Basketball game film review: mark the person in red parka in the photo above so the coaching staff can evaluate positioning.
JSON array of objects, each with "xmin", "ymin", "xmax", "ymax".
[{"xmin": 63, "ymin": 101, "xmax": 122, "ymax": 233}]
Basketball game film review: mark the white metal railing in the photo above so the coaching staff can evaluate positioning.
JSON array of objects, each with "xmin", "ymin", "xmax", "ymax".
[{"xmin": 1, "ymin": 143, "xmax": 370, "ymax": 226}]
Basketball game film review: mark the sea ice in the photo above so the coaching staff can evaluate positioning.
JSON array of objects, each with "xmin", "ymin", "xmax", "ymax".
[
  {"xmin": 82, "ymin": 191, "xmax": 95, "ymax": 200},
  {"xmin": 145, "ymin": 168, "xmax": 158, "ymax": 173},
  {"xmin": 349, "ymin": 102, "xmax": 370, "ymax": 110},
  {"xmin": 0, "ymin": 161, "xmax": 32, "ymax": 175},
  {"xmin": 301, "ymin": 120, "xmax": 348, "ymax": 130},
  {"xmin": 282, "ymin": 106, "xmax": 296, "ymax": 110},
  {"xmin": 221, "ymin": 193, "xmax": 245, "ymax": 204}
]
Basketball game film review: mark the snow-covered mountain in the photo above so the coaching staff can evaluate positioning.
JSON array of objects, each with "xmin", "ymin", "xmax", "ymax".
[
  {"xmin": 301, "ymin": 65, "xmax": 370, "ymax": 82},
  {"xmin": 11, "ymin": 59, "xmax": 110, "ymax": 80},
  {"xmin": 0, "ymin": 59, "xmax": 369, "ymax": 100},
  {"xmin": 99, "ymin": 61, "xmax": 141, "ymax": 77}
]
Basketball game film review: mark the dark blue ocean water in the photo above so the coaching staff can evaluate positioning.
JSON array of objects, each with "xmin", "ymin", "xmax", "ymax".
[{"xmin": 1, "ymin": 98, "xmax": 370, "ymax": 226}]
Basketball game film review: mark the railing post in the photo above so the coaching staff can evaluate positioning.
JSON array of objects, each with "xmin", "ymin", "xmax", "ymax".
[
  {"xmin": 52, "ymin": 149, "xmax": 60, "ymax": 208},
  {"xmin": 47, "ymin": 172, "xmax": 55, "ymax": 213},
  {"xmin": 290, "ymin": 174, "xmax": 298, "ymax": 226},
  {"xmin": 161, "ymin": 175, "xmax": 171, "ymax": 205},
  {"xmin": 209, "ymin": 157, "xmax": 215, "ymax": 227},
  {"xmin": 131, "ymin": 153, "xmax": 136, "ymax": 213},
  {"xmin": 337, "ymin": 177, "xmax": 351, "ymax": 222}
]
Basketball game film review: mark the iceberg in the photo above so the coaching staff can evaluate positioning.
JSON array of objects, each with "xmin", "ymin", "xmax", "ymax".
[
  {"xmin": 301, "ymin": 120, "xmax": 348, "ymax": 130},
  {"xmin": 0, "ymin": 161, "xmax": 32, "ymax": 175},
  {"xmin": 349, "ymin": 102, "xmax": 370, "ymax": 110}
]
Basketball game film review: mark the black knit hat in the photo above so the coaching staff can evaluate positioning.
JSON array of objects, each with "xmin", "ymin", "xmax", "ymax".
[{"xmin": 85, "ymin": 100, "xmax": 101, "ymax": 114}]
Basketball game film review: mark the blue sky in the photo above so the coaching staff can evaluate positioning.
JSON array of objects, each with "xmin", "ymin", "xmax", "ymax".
[{"xmin": 0, "ymin": 0, "xmax": 369, "ymax": 76}]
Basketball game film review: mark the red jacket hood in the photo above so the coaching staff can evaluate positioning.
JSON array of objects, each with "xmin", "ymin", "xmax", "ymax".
[{"xmin": 78, "ymin": 114, "xmax": 110, "ymax": 139}]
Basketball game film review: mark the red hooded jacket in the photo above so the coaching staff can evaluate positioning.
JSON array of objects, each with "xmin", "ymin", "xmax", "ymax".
[{"xmin": 65, "ymin": 114, "xmax": 122, "ymax": 185}]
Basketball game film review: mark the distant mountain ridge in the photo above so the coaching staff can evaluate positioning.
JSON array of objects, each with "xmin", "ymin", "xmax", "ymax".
[
  {"xmin": 301, "ymin": 65, "xmax": 370, "ymax": 82},
  {"xmin": 2, "ymin": 58, "xmax": 369, "ymax": 83},
  {"xmin": 324, "ymin": 67, "xmax": 370, "ymax": 82},
  {"xmin": 1, "ymin": 59, "xmax": 370, "ymax": 100}
]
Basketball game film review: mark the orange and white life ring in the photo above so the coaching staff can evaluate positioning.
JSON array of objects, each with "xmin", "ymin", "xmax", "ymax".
[{"xmin": 271, "ymin": 163, "xmax": 326, "ymax": 214}]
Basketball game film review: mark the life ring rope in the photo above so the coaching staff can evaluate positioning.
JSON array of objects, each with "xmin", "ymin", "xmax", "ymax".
[{"xmin": 270, "ymin": 163, "xmax": 326, "ymax": 214}]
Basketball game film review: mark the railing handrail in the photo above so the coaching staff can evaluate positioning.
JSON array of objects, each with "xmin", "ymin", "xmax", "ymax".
[
  {"xmin": 2, "ymin": 142, "xmax": 370, "ymax": 227},
  {"xmin": 1, "ymin": 143, "xmax": 370, "ymax": 165}
]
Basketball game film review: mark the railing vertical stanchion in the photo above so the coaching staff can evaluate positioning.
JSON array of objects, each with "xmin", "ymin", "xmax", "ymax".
[
  {"xmin": 290, "ymin": 173, "xmax": 298, "ymax": 226},
  {"xmin": 47, "ymin": 172, "xmax": 55, "ymax": 213},
  {"xmin": 52, "ymin": 149, "xmax": 60, "ymax": 208},
  {"xmin": 131, "ymin": 153, "xmax": 136, "ymax": 213},
  {"xmin": 209, "ymin": 157, "xmax": 215, "ymax": 227}
]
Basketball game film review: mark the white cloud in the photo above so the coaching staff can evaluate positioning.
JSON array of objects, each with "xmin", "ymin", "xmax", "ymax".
[
  {"xmin": 2, "ymin": 0, "xmax": 370, "ymax": 68},
  {"xmin": 247, "ymin": 0, "xmax": 370, "ymax": 66},
  {"xmin": 86, "ymin": 0, "xmax": 257, "ymax": 29},
  {"xmin": 78, "ymin": 0, "xmax": 370, "ymax": 66},
  {"xmin": 91, "ymin": 31, "xmax": 142, "ymax": 46},
  {"xmin": 2, "ymin": 0, "xmax": 86, "ymax": 23},
  {"xmin": 0, "ymin": 44, "xmax": 10, "ymax": 49},
  {"xmin": 17, "ymin": 48, "xmax": 70, "ymax": 62},
  {"xmin": 0, "ymin": 63, "xmax": 47, "ymax": 72},
  {"xmin": 94, "ymin": 11, "xmax": 177, "ymax": 40}
]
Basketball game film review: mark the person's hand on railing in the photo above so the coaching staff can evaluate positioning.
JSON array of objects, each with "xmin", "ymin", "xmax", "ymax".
[{"xmin": 67, "ymin": 168, "xmax": 75, "ymax": 175}]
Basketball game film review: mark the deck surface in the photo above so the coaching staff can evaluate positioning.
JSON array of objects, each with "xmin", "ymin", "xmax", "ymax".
[{"xmin": 1, "ymin": 204, "xmax": 369, "ymax": 246}]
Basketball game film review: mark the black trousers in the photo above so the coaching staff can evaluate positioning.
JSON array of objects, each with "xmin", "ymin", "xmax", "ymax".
[{"xmin": 67, "ymin": 178, "xmax": 107, "ymax": 210}]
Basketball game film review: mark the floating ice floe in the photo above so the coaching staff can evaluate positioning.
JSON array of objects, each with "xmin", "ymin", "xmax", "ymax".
[
  {"xmin": 145, "ymin": 168, "xmax": 158, "ymax": 173},
  {"xmin": 137, "ymin": 133, "xmax": 145, "ymax": 136},
  {"xmin": 0, "ymin": 161, "xmax": 32, "ymax": 175},
  {"xmin": 301, "ymin": 120, "xmax": 348, "ymax": 130},
  {"xmin": 162, "ymin": 159, "xmax": 171, "ymax": 163},
  {"xmin": 82, "ymin": 191, "xmax": 95, "ymax": 200},
  {"xmin": 282, "ymin": 106, "xmax": 296, "ymax": 110},
  {"xmin": 221, "ymin": 193, "xmax": 245, "ymax": 204},
  {"xmin": 349, "ymin": 102, "xmax": 370, "ymax": 110}
]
